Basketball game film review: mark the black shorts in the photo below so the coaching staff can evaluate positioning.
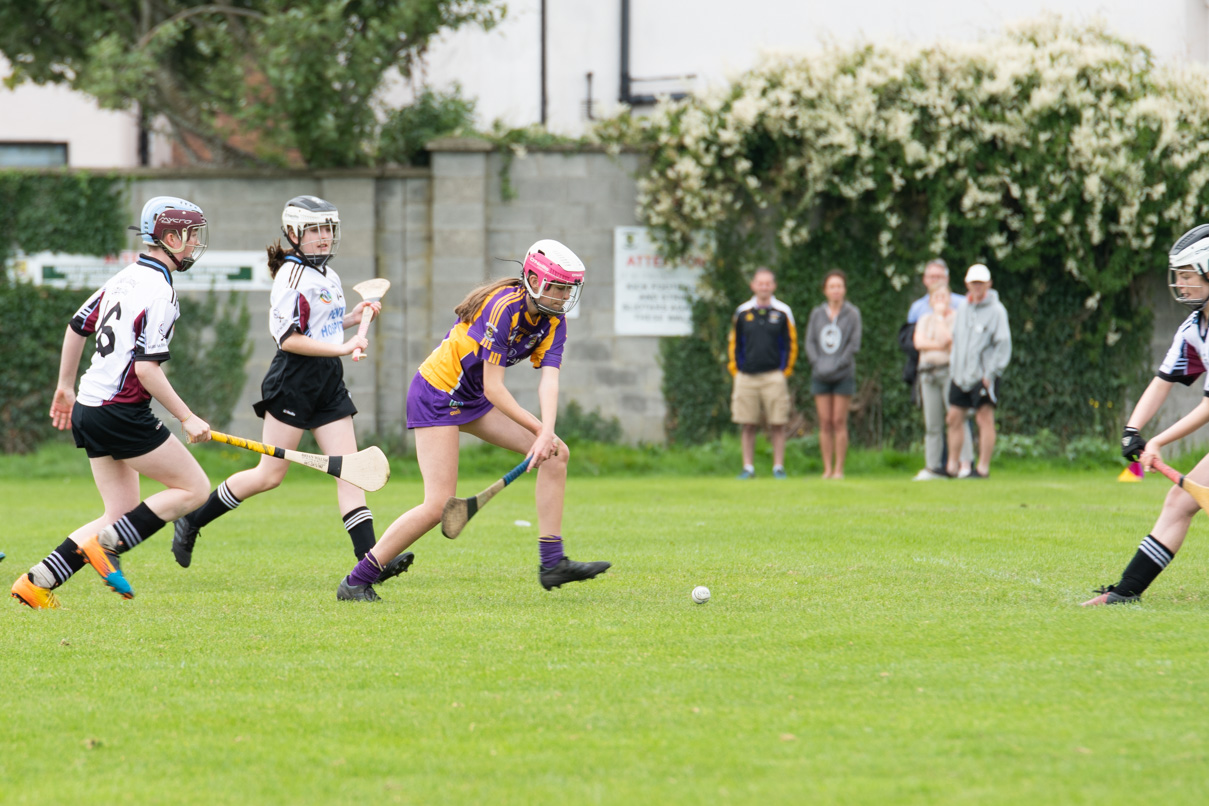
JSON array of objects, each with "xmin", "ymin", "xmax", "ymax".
[
  {"xmin": 71, "ymin": 402, "xmax": 171, "ymax": 460},
  {"xmin": 254, "ymin": 351, "xmax": 357, "ymax": 429},
  {"xmin": 949, "ymin": 378, "xmax": 1000, "ymax": 409}
]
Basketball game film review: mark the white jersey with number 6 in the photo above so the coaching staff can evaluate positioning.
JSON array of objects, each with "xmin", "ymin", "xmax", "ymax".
[{"xmin": 71, "ymin": 256, "xmax": 179, "ymax": 407}]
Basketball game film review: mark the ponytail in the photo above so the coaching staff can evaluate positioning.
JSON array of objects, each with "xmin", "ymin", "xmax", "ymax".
[
  {"xmin": 266, "ymin": 240, "xmax": 291, "ymax": 278},
  {"xmin": 454, "ymin": 278, "xmax": 523, "ymax": 323}
]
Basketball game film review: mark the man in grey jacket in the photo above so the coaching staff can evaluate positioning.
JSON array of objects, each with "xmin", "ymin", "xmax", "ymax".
[{"xmin": 945, "ymin": 263, "xmax": 1011, "ymax": 479}]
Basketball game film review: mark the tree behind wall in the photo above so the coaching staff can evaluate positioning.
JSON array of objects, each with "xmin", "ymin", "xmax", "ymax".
[
  {"xmin": 0, "ymin": 1, "xmax": 504, "ymax": 168},
  {"xmin": 603, "ymin": 17, "xmax": 1198, "ymax": 445}
]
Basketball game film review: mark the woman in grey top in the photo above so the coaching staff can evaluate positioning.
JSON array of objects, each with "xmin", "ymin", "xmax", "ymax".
[{"xmin": 805, "ymin": 270, "xmax": 862, "ymax": 479}]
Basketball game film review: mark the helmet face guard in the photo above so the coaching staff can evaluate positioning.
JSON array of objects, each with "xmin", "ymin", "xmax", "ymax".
[
  {"xmin": 521, "ymin": 240, "xmax": 585, "ymax": 315},
  {"xmin": 154, "ymin": 210, "xmax": 209, "ymax": 272},
  {"xmin": 1169, "ymin": 266, "xmax": 1209, "ymax": 312},
  {"xmin": 135, "ymin": 196, "xmax": 208, "ymax": 272},
  {"xmin": 282, "ymin": 196, "xmax": 340, "ymax": 270},
  {"xmin": 1169, "ymin": 224, "xmax": 1209, "ymax": 312}
]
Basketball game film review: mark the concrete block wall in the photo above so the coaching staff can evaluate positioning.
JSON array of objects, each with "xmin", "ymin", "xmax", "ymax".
[
  {"xmin": 128, "ymin": 171, "xmax": 424, "ymax": 443},
  {"xmin": 479, "ymin": 150, "xmax": 665, "ymax": 443},
  {"xmin": 111, "ymin": 153, "xmax": 1203, "ymax": 453},
  {"xmin": 124, "ymin": 147, "xmax": 665, "ymax": 448}
]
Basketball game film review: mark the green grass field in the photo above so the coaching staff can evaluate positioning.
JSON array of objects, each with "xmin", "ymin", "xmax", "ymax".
[{"xmin": 3, "ymin": 456, "xmax": 1209, "ymax": 804}]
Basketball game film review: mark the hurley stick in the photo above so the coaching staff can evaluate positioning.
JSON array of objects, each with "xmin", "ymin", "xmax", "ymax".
[
  {"xmin": 351, "ymin": 278, "xmax": 391, "ymax": 362},
  {"xmin": 209, "ymin": 431, "xmax": 390, "ymax": 492}
]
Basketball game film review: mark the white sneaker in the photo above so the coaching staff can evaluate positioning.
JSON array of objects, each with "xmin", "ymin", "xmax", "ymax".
[
  {"xmin": 913, "ymin": 469, "xmax": 940, "ymax": 481},
  {"xmin": 957, "ymin": 467, "xmax": 973, "ymax": 479}
]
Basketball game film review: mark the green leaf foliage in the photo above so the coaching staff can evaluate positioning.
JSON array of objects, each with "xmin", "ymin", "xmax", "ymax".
[
  {"xmin": 559, "ymin": 400, "xmax": 623, "ymax": 445},
  {"xmin": 0, "ymin": 284, "xmax": 252, "ymax": 454},
  {"xmin": 168, "ymin": 292, "xmax": 253, "ymax": 433},
  {"xmin": 600, "ymin": 18, "xmax": 1189, "ymax": 446},
  {"xmin": 0, "ymin": 283, "xmax": 86, "ymax": 453},
  {"xmin": 377, "ymin": 85, "xmax": 477, "ymax": 166},
  {"xmin": 0, "ymin": 0, "xmax": 505, "ymax": 168},
  {"xmin": 0, "ymin": 172, "xmax": 126, "ymax": 268}
]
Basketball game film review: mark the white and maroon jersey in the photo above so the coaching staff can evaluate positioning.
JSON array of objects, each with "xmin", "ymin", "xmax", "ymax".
[
  {"xmin": 71, "ymin": 255, "xmax": 179, "ymax": 407},
  {"xmin": 268, "ymin": 255, "xmax": 347, "ymax": 347},
  {"xmin": 1158, "ymin": 310, "xmax": 1209, "ymax": 391}
]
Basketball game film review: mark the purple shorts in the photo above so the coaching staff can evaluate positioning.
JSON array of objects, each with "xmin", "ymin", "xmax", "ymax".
[{"xmin": 406, "ymin": 372, "xmax": 495, "ymax": 429}]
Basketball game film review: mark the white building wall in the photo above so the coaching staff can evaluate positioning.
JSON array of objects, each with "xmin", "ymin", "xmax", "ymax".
[
  {"xmin": 405, "ymin": 0, "xmax": 1202, "ymax": 135},
  {"xmin": 3, "ymin": 2, "xmax": 1206, "ymax": 164},
  {"xmin": 0, "ymin": 57, "xmax": 144, "ymax": 167}
]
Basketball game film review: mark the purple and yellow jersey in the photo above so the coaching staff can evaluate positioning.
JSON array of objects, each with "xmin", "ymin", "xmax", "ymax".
[{"xmin": 418, "ymin": 285, "xmax": 567, "ymax": 399}]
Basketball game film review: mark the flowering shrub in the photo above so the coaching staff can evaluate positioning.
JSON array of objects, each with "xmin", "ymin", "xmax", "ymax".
[{"xmin": 597, "ymin": 17, "xmax": 1209, "ymax": 445}]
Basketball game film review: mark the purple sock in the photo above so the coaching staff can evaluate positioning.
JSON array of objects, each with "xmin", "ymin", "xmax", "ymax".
[
  {"xmin": 346, "ymin": 553, "xmax": 384, "ymax": 587},
  {"xmin": 539, "ymin": 535, "xmax": 565, "ymax": 568}
]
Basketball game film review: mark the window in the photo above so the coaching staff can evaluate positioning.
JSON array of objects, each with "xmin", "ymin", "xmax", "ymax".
[{"xmin": 0, "ymin": 142, "xmax": 68, "ymax": 167}]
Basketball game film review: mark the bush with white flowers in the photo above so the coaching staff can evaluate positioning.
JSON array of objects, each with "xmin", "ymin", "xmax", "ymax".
[{"xmin": 597, "ymin": 16, "xmax": 1209, "ymax": 447}]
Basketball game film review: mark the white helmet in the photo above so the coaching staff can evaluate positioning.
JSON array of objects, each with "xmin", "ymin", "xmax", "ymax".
[
  {"xmin": 521, "ymin": 239, "xmax": 585, "ymax": 315},
  {"xmin": 1169, "ymin": 224, "xmax": 1209, "ymax": 311},
  {"xmin": 282, "ymin": 195, "xmax": 340, "ymax": 270},
  {"xmin": 133, "ymin": 196, "xmax": 208, "ymax": 272}
]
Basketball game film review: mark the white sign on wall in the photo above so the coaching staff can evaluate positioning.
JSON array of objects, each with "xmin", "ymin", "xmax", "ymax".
[
  {"xmin": 9, "ymin": 250, "xmax": 273, "ymax": 291},
  {"xmin": 613, "ymin": 227, "xmax": 706, "ymax": 336}
]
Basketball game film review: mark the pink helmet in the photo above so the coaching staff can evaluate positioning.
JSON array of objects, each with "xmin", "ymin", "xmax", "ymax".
[{"xmin": 521, "ymin": 239, "xmax": 585, "ymax": 315}]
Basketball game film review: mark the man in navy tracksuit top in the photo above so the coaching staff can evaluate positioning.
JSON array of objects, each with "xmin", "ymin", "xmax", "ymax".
[{"xmin": 728, "ymin": 267, "xmax": 798, "ymax": 479}]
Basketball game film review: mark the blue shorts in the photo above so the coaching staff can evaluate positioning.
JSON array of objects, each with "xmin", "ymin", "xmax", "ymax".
[{"xmin": 405, "ymin": 372, "xmax": 495, "ymax": 429}]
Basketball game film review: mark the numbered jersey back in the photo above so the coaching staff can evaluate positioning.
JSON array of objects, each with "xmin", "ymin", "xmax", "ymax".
[{"xmin": 72, "ymin": 256, "xmax": 179, "ymax": 407}]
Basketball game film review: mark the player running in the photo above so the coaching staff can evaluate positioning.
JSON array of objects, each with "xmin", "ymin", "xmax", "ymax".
[
  {"xmin": 170, "ymin": 196, "xmax": 413, "ymax": 581},
  {"xmin": 336, "ymin": 239, "xmax": 610, "ymax": 601},
  {"xmin": 12, "ymin": 197, "xmax": 213, "ymax": 608},
  {"xmin": 1084, "ymin": 224, "xmax": 1209, "ymax": 605}
]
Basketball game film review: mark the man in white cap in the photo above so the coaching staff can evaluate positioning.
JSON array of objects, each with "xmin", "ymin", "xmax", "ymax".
[{"xmin": 945, "ymin": 263, "xmax": 1011, "ymax": 478}]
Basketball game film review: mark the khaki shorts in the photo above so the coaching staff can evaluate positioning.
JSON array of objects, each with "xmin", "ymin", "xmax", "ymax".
[{"xmin": 732, "ymin": 370, "xmax": 791, "ymax": 426}]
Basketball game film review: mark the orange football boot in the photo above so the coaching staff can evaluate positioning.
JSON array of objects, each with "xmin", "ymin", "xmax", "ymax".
[
  {"xmin": 76, "ymin": 536, "xmax": 134, "ymax": 599},
  {"xmin": 11, "ymin": 574, "xmax": 61, "ymax": 609}
]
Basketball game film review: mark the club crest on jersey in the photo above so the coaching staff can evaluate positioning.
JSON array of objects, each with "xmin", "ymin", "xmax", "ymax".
[
  {"xmin": 769, "ymin": 311, "xmax": 781, "ymax": 323},
  {"xmin": 482, "ymin": 322, "xmax": 498, "ymax": 348},
  {"xmin": 319, "ymin": 289, "xmax": 334, "ymax": 304},
  {"xmin": 745, "ymin": 312, "xmax": 754, "ymax": 321}
]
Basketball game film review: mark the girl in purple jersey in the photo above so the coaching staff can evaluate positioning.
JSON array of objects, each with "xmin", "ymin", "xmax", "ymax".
[
  {"xmin": 337, "ymin": 239, "xmax": 610, "ymax": 601},
  {"xmin": 12, "ymin": 197, "xmax": 213, "ymax": 608}
]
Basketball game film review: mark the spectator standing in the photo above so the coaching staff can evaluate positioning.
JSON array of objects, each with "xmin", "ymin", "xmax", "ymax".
[
  {"xmin": 946, "ymin": 263, "xmax": 1011, "ymax": 479},
  {"xmin": 906, "ymin": 258, "xmax": 971, "ymax": 480},
  {"xmin": 805, "ymin": 270, "xmax": 862, "ymax": 479},
  {"xmin": 727, "ymin": 268, "xmax": 798, "ymax": 479},
  {"xmin": 913, "ymin": 287, "xmax": 971, "ymax": 480},
  {"xmin": 907, "ymin": 258, "xmax": 966, "ymax": 325}
]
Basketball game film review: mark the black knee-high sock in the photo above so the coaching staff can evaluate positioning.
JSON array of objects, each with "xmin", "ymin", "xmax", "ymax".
[
  {"xmin": 188, "ymin": 481, "xmax": 243, "ymax": 528},
  {"xmin": 29, "ymin": 539, "xmax": 88, "ymax": 589},
  {"xmin": 342, "ymin": 507, "xmax": 375, "ymax": 559},
  {"xmin": 1115, "ymin": 534, "xmax": 1175, "ymax": 597},
  {"xmin": 109, "ymin": 502, "xmax": 168, "ymax": 554}
]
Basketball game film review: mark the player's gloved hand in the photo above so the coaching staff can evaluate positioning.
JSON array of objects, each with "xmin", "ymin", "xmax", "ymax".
[{"xmin": 1122, "ymin": 426, "xmax": 1146, "ymax": 461}]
